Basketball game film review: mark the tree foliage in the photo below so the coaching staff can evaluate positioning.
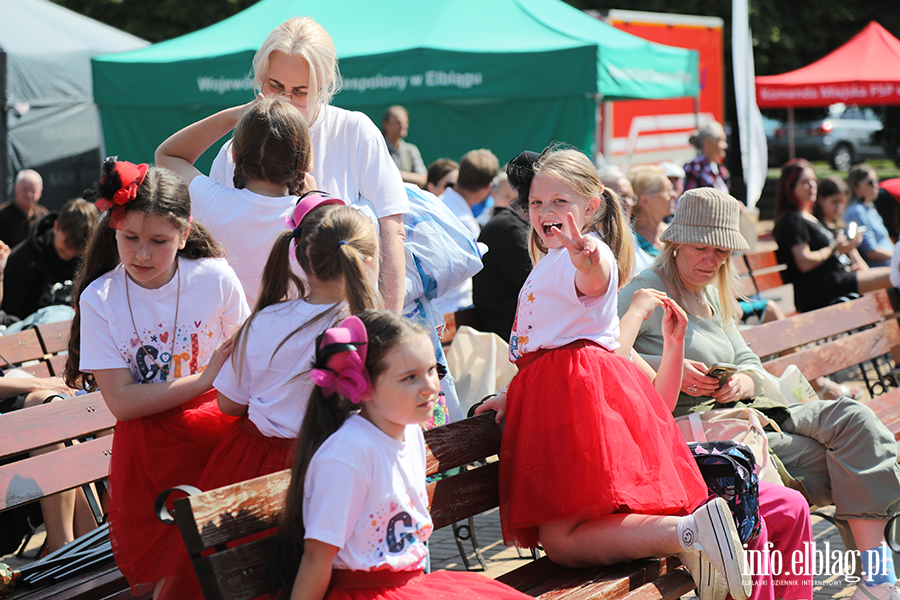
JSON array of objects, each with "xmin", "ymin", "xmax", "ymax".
[{"xmin": 51, "ymin": 0, "xmax": 261, "ymax": 43}]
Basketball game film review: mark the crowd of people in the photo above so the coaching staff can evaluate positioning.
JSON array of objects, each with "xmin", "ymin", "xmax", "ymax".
[{"xmin": 3, "ymin": 12, "xmax": 900, "ymax": 600}]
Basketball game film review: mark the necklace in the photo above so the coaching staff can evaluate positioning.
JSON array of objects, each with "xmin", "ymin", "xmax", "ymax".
[
  {"xmin": 126, "ymin": 258, "xmax": 180, "ymax": 378},
  {"xmin": 683, "ymin": 286, "xmax": 706, "ymax": 305}
]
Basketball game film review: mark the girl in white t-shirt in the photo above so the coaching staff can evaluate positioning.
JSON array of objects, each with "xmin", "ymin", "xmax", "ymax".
[
  {"xmin": 268, "ymin": 310, "xmax": 530, "ymax": 600},
  {"xmin": 155, "ymin": 96, "xmax": 314, "ymax": 307},
  {"xmin": 476, "ymin": 149, "xmax": 750, "ymax": 600},
  {"xmin": 197, "ymin": 193, "xmax": 379, "ymax": 492},
  {"xmin": 64, "ymin": 158, "xmax": 250, "ymax": 598}
]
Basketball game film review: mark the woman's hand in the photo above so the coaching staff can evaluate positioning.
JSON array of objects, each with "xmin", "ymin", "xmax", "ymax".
[
  {"xmin": 660, "ymin": 297, "xmax": 688, "ymax": 345},
  {"xmin": 711, "ymin": 373, "xmax": 755, "ymax": 404},
  {"xmin": 198, "ymin": 335, "xmax": 235, "ymax": 390},
  {"xmin": 300, "ymin": 173, "xmax": 318, "ymax": 195},
  {"xmin": 474, "ymin": 390, "xmax": 508, "ymax": 424},
  {"xmin": 681, "ymin": 360, "xmax": 719, "ymax": 397}
]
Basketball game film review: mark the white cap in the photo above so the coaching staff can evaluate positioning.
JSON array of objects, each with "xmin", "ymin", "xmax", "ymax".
[{"xmin": 658, "ymin": 161, "xmax": 686, "ymax": 179}]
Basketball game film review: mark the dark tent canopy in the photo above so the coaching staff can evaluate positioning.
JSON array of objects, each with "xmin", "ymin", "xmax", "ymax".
[{"xmin": 1, "ymin": 0, "xmax": 147, "ymax": 208}]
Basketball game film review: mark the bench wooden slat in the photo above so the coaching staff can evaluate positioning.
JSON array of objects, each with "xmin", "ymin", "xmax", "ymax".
[
  {"xmin": 744, "ymin": 251, "xmax": 780, "ymax": 271},
  {"xmin": 424, "ymin": 411, "xmax": 500, "ymax": 473},
  {"xmin": 759, "ymin": 319, "xmax": 900, "ymax": 380},
  {"xmin": 36, "ymin": 321, "xmax": 71, "ymax": 355},
  {"xmin": 0, "ymin": 393, "xmax": 115, "ymax": 460},
  {"xmin": 10, "ymin": 361, "xmax": 52, "ymax": 378},
  {"xmin": 0, "ymin": 436, "xmax": 112, "ymax": 512},
  {"xmin": 862, "ymin": 388, "xmax": 900, "ymax": 440},
  {"xmin": 742, "ymin": 289, "xmax": 893, "ymax": 358},
  {"xmin": 0, "ymin": 329, "xmax": 45, "ymax": 366},
  {"xmin": 517, "ymin": 557, "xmax": 667, "ymax": 599},
  {"xmin": 429, "ymin": 461, "xmax": 498, "ymax": 529},
  {"xmin": 619, "ymin": 569, "xmax": 694, "ymax": 600},
  {"xmin": 173, "ymin": 469, "xmax": 289, "ymax": 556},
  {"xmin": 48, "ymin": 353, "xmax": 68, "ymax": 377},
  {"xmin": 202, "ymin": 535, "xmax": 275, "ymax": 600}
]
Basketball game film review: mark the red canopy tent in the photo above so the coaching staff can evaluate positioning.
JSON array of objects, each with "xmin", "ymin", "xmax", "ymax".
[
  {"xmin": 756, "ymin": 21, "xmax": 900, "ymax": 109},
  {"xmin": 755, "ymin": 21, "xmax": 900, "ymax": 158}
]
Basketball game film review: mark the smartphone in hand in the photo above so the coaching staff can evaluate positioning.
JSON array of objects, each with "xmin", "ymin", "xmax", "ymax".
[{"xmin": 706, "ymin": 363, "xmax": 738, "ymax": 389}]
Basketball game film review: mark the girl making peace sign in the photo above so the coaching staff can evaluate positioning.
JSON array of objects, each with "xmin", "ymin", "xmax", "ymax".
[{"xmin": 477, "ymin": 148, "xmax": 750, "ymax": 600}]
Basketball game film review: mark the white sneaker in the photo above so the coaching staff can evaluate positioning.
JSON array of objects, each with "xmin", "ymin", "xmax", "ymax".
[
  {"xmin": 678, "ymin": 551, "xmax": 728, "ymax": 600},
  {"xmin": 852, "ymin": 582, "xmax": 900, "ymax": 600},
  {"xmin": 681, "ymin": 497, "xmax": 750, "ymax": 600}
]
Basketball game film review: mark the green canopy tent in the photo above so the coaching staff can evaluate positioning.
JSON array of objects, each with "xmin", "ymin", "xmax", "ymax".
[{"xmin": 92, "ymin": 0, "xmax": 698, "ymax": 171}]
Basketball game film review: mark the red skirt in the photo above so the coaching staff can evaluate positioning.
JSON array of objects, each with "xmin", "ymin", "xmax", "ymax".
[
  {"xmin": 325, "ymin": 570, "xmax": 532, "ymax": 600},
  {"xmin": 500, "ymin": 341, "xmax": 708, "ymax": 549},
  {"xmin": 198, "ymin": 416, "xmax": 296, "ymax": 491},
  {"xmin": 107, "ymin": 389, "xmax": 237, "ymax": 594},
  {"xmin": 160, "ymin": 417, "xmax": 297, "ymax": 600}
]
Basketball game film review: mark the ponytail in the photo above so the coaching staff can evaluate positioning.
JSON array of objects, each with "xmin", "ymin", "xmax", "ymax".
[
  {"xmin": 231, "ymin": 204, "xmax": 381, "ymax": 380},
  {"xmin": 589, "ymin": 188, "xmax": 634, "ymax": 288},
  {"xmin": 267, "ymin": 384, "xmax": 353, "ymax": 598}
]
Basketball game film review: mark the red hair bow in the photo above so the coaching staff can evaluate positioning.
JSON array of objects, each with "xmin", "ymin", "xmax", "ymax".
[{"xmin": 95, "ymin": 160, "xmax": 148, "ymax": 230}]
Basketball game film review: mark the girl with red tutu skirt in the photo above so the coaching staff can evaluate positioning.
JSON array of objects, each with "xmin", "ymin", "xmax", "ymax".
[
  {"xmin": 268, "ymin": 310, "xmax": 533, "ymax": 600},
  {"xmin": 65, "ymin": 158, "xmax": 250, "ymax": 598},
  {"xmin": 476, "ymin": 148, "xmax": 750, "ymax": 600}
]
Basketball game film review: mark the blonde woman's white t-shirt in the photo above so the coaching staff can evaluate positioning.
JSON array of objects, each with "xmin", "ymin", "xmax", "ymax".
[{"xmin": 209, "ymin": 105, "xmax": 408, "ymax": 219}]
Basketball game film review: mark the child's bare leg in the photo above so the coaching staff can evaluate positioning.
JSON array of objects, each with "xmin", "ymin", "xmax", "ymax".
[{"xmin": 539, "ymin": 514, "xmax": 681, "ymax": 567}]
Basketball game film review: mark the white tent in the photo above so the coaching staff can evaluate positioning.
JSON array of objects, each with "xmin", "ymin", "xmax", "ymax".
[{"xmin": 0, "ymin": 0, "xmax": 147, "ymax": 208}]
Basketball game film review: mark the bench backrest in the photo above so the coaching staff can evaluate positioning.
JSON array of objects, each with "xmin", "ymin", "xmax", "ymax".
[
  {"xmin": 0, "ymin": 320, "xmax": 73, "ymax": 378},
  {"xmin": 741, "ymin": 288, "xmax": 900, "ymax": 375},
  {"xmin": 167, "ymin": 412, "xmax": 502, "ymax": 600},
  {"xmin": 0, "ymin": 392, "xmax": 115, "ymax": 513},
  {"xmin": 734, "ymin": 251, "xmax": 787, "ymax": 296}
]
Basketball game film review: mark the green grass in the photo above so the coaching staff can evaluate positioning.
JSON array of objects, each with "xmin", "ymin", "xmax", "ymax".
[{"xmin": 766, "ymin": 159, "xmax": 900, "ymax": 180}]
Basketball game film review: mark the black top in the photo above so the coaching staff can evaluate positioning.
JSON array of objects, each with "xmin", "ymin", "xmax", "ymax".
[
  {"xmin": 773, "ymin": 211, "xmax": 855, "ymax": 312},
  {"xmin": 0, "ymin": 201, "xmax": 49, "ymax": 249},
  {"xmin": 472, "ymin": 207, "xmax": 532, "ymax": 342},
  {"xmin": 2, "ymin": 213, "xmax": 78, "ymax": 319}
]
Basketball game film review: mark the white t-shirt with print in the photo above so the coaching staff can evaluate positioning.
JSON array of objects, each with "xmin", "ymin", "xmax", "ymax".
[
  {"xmin": 303, "ymin": 415, "xmax": 432, "ymax": 572},
  {"xmin": 509, "ymin": 234, "xmax": 620, "ymax": 362},
  {"xmin": 189, "ymin": 176, "xmax": 296, "ymax": 308},
  {"xmin": 214, "ymin": 300, "xmax": 344, "ymax": 438},
  {"xmin": 79, "ymin": 258, "xmax": 250, "ymax": 383},
  {"xmin": 209, "ymin": 105, "xmax": 408, "ymax": 219}
]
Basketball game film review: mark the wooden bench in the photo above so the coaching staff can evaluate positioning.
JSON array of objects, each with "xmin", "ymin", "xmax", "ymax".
[
  {"xmin": 0, "ymin": 320, "xmax": 72, "ymax": 378},
  {"xmin": 734, "ymin": 250, "xmax": 788, "ymax": 298},
  {"xmin": 0, "ymin": 391, "xmax": 148, "ymax": 600},
  {"xmin": 740, "ymin": 288, "xmax": 900, "ymax": 439},
  {"xmin": 160, "ymin": 413, "xmax": 695, "ymax": 600}
]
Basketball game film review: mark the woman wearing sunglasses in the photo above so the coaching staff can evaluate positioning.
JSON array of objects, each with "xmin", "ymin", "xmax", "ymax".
[{"xmin": 845, "ymin": 163, "xmax": 894, "ymax": 267}]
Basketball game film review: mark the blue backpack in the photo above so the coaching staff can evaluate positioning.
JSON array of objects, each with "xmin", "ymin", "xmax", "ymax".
[{"xmin": 688, "ymin": 441, "xmax": 762, "ymax": 544}]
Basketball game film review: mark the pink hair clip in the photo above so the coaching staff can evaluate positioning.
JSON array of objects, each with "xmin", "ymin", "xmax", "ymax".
[
  {"xmin": 284, "ymin": 191, "xmax": 345, "ymax": 232},
  {"xmin": 310, "ymin": 315, "xmax": 369, "ymax": 403}
]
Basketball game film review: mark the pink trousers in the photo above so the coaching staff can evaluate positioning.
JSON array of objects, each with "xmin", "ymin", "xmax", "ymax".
[{"xmin": 742, "ymin": 481, "xmax": 813, "ymax": 600}]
